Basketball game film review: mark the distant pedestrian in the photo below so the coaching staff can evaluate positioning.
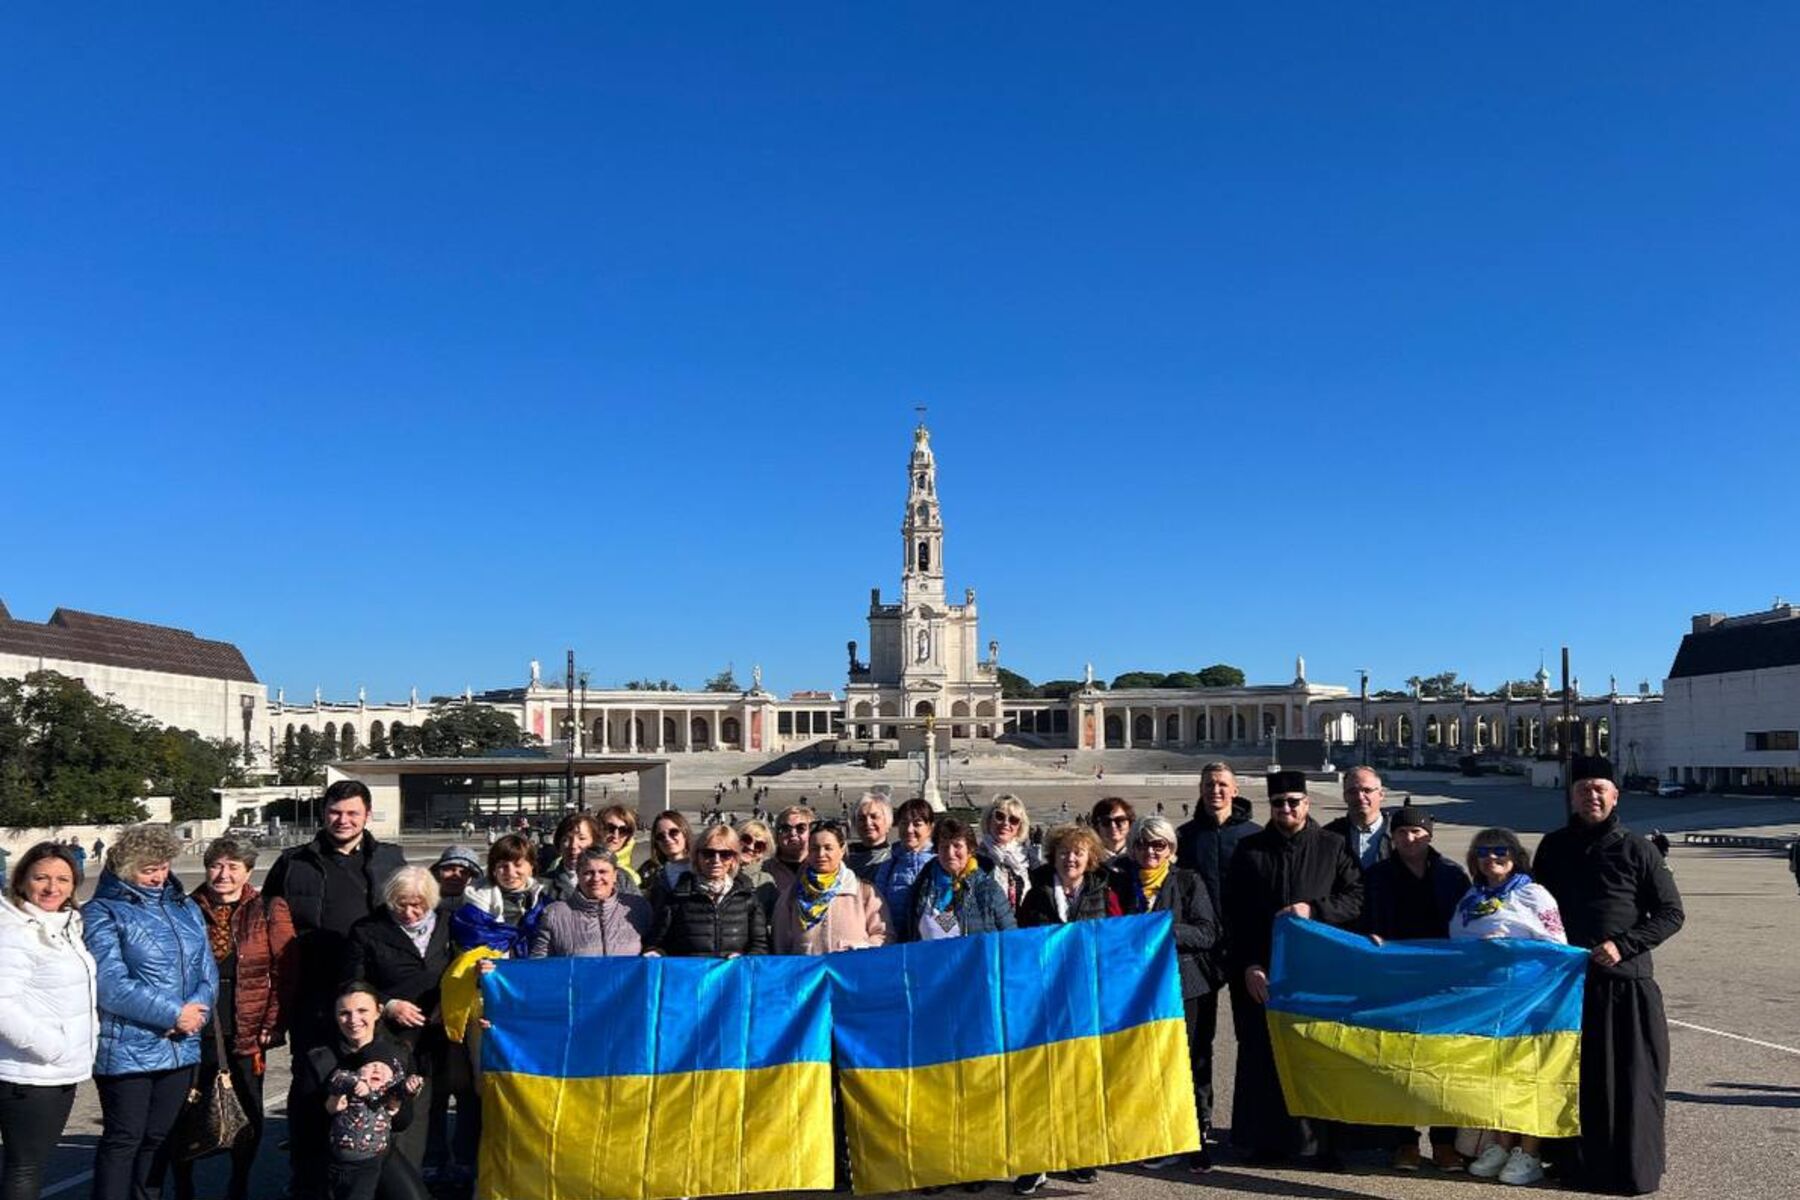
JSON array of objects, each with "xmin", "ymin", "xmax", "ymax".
[
  {"xmin": 92, "ymin": 838, "xmax": 105, "ymax": 861},
  {"xmin": 1788, "ymin": 835, "xmax": 1800, "ymax": 894},
  {"xmin": 67, "ymin": 841, "xmax": 86, "ymax": 884}
]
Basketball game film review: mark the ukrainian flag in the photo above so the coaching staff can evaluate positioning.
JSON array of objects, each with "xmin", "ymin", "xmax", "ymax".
[
  {"xmin": 830, "ymin": 914, "xmax": 1200, "ymax": 1194},
  {"xmin": 477, "ymin": 954, "xmax": 835, "ymax": 1200},
  {"xmin": 1266, "ymin": 916, "xmax": 1587, "ymax": 1139}
]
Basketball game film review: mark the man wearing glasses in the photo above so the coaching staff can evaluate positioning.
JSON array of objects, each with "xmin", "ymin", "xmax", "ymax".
[
  {"xmin": 1089, "ymin": 797, "xmax": 1136, "ymax": 867},
  {"xmin": 1173, "ymin": 764, "xmax": 1260, "ymax": 1152},
  {"xmin": 1325, "ymin": 766, "xmax": 1391, "ymax": 870},
  {"xmin": 1534, "ymin": 756, "xmax": 1684, "ymax": 1196},
  {"xmin": 1222, "ymin": 769, "xmax": 1363, "ymax": 1165}
]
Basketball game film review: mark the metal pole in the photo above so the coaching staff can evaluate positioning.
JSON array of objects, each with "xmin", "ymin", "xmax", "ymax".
[
  {"xmin": 1560, "ymin": 646, "xmax": 1573, "ymax": 776},
  {"xmin": 578, "ymin": 672, "xmax": 589, "ymax": 811},
  {"xmin": 565, "ymin": 649, "xmax": 576, "ymax": 809}
]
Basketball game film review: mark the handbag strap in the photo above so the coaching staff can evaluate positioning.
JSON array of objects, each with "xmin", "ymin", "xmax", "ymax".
[{"xmin": 210, "ymin": 1008, "xmax": 233, "ymax": 1080}]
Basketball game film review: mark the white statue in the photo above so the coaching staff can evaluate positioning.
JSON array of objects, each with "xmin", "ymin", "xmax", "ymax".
[
  {"xmin": 409, "ymin": 686, "xmax": 419, "ymax": 706},
  {"xmin": 988, "ymin": 639, "xmax": 999, "ymax": 666},
  {"xmin": 1084, "ymin": 662, "xmax": 1095, "ymax": 688},
  {"xmin": 357, "ymin": 685, "xmax": 366, "ymax": 705},
  {"xmin": 276, "ymin": 687, "xmax": 285, "ymax": 705},
  {"xmin": 314, "ymin": 686, "xmax": 322, "ymax": 706},
  {"xmin": 1295, "ymin": 654, "xmax": 1306, "ymax": 682},
  {"xmin": 529, "ymin": 659, "xmax": 541, "ymax": 686},
  {"xmin": 916, "ymin": 627, "xmax": 932, "ymax": 663},
  {"xmin": 752, "ymin": 664, "xmax": 763, "ymax": 692},
  {"xmin": 463, "ymin": 685, "xmax": 473, "ymax": 702}
]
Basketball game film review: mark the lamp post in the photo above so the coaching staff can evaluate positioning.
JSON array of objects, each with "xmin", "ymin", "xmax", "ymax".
[
  {"xmin": 1357, "ymin": 669, "xmax": 1369, "ymax": 767},
  {"xmin": 240, "ymin": 694, "xmax": 256, "ymax": 767}
]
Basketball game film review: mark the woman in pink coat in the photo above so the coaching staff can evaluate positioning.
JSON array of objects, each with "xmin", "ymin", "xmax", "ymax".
[{"xmin": 772, "ymin": 822, "xmax": 889, "ymax": 955}]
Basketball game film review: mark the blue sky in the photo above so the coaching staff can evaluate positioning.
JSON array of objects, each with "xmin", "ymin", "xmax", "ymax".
[{"xmin": 2, "ymin": 6, "xmax": 1795, "ymax": 701}]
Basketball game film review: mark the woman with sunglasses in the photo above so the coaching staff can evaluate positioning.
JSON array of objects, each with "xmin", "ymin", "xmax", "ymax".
[
  {"xmin": 1088, "ymin": 798, "xmax": 1136, "ymax": 868},
  {"xmin": 642, "ymin": 811, "xmax": 694, "ymax": 908},
  {"xmin": 1114, "ymin": 816, "xmax": 1219, "ymax": 1174},
  {"xmin": 594, "ymin": 806, "xmax": 642, "ymax": 890},
  {"xmin": 772, "ymin": 822, "xmax": 888, "ymax": 955},
  {"xmin": 976, "ymin": 795, "xmax": 1038, "ymax": 912},
  {"xmin": 1450, "ymin": 827, "xmax": 1565, "ymax": 1186},
  {"xmin": 647, "ymin": 825, "xmax": 769, "ymax": 958}
]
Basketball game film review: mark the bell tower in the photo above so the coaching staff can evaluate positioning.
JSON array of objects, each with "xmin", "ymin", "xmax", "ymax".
[{"xmin": 901, "ymin": 421, "xmax": 945, "ymax": 607}]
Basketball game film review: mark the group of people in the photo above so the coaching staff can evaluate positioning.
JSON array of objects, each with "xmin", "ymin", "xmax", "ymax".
[{"xmin": 0, "ymin": 757, "xmax": 1682, "ymax": 1200}]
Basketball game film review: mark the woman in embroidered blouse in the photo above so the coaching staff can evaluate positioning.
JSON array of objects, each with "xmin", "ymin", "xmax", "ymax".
[
  {"xmin": 771, "ymin": 822, "xmax": 888, "ymax": 955},
  {"xmin": 903, "ymin": 820, "xmax": 1016, "ymax": 942},
  {"xmin": 1450, "ymin": 826, "xmax": 1566, "ymax": 1187}
]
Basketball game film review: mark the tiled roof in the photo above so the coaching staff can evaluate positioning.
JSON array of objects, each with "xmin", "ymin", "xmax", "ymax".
[
  {"xmin": 0, "ymin": 603, "xmax": 258, "ymax": 683},
  {"xmin": 1668, "ymin": 616, "xmax": 1800, "ymax": 680}
]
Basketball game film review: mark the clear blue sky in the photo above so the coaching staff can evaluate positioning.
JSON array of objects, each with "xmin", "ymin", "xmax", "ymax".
[{"xmin": 2, "ymin": 6, "xmax": 1795, "ymax": 701}]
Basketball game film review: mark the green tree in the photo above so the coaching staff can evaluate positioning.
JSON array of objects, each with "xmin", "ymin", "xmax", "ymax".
[
  {"xmin": 1161, "ymin": 671, "xmax": 1204, "ymax": 689},
  {"xmin": 387, "ymin": 721, "xmax": 420, "ymax": 758},
  {"xmin": 702, "ymin": 666, "xmax": 740, "ymax": 693},
  {"xmin": 1037, "ymin": 679, "xmax": 1089, "ymax": 699},
  {"xmin": 276, "ymin": 727, "xmax": 331, "ymax": 786},
  {"xmin": 1196, "ymin": 664, "xmax": 1246, "ymax": 687},
  {"xmin": 1494, "ymin": 678, "xmax": 1545, "ymax": 699},
  {"xmin": 1406, "ymin": 671, "xmax": 1461, "ymax": 698},
  {"xmin": 418, "ymin": 704, "xmax": 531, "ymax": 757},
  {"xmin": 624, "ymin": 679, "xmax": 680, "ymax": 692},
  {"xmin": 1109, "ymin": 671, "xmax": 1168, "ymax": 690},
  {"xmin": 368, "ymin": 723, "xmax": 389, "ymax": 758},
  {"xmin": 997, "ymin": 667, "xmax": 1037, "ymax": 699}
]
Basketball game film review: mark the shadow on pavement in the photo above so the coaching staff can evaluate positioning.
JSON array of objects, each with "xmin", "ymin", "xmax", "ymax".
[{"xmin": 1669, "ymin": 1090, "xmax": 1800, "ymax": 1109}]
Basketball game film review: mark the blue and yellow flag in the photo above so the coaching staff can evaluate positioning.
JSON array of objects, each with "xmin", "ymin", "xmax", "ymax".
[
  {"xmin": 477, "ymin": 954, "xmax": 834, "ymax": 1200},
  {"xmin": 1266, "ymin": 916, "xmax": 1587, "ymax": 1139},
  {"xmin": 830, "ymin": 914, "xmax": 1200, "ymax": 1194}
]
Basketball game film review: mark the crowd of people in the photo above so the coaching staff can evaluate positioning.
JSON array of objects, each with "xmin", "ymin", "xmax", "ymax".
[{"xmin": 0, "ymin": 756, "xmax": 1683, "ymax": 1199}]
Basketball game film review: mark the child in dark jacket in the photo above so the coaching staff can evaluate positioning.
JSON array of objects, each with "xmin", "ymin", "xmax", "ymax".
[{"xmin": 308, "ymin": 984, "xmax": 423, "ymax": 1200}]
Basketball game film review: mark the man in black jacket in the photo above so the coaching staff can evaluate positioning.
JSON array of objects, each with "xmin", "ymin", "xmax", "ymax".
[
  {"xmin": 264, "ymin": 779, "xmax": 408, "ymax": 1199},
  {"xmin": 1223, "ymin": 769, "xmax": 1363, "ymax": 1163},
  {"xmin": 1359, "ymin": 804, "xmax": 1471, "ymax": 1171},
  {"xmin": 1174, "ymin": 762, "xmax": 1260, "ymax": 1148},
  {"xmin": 1323, "ymin": 765, "xmax": 1391, "ymax": 871},
  {"xmin": 1535, "ymin": 756, "xmax": 1684, "ymax": 1197}
]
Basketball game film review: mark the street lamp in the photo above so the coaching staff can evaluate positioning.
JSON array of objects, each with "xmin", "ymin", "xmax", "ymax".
[{"xmin": 240, "ymin": 694, "xmax": 256, "ymax": 767}]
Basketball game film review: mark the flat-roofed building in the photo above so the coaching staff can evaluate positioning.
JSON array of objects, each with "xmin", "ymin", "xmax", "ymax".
[{"xmin": 1662, "ymin": 604, "xmax": 1800, "ymax": 791}]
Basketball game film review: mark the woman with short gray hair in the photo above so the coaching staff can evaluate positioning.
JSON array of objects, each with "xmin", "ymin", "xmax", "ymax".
[
  {"xmin": 1121, "ymin": 816, "xmax": 1221, "ymax": 1173},
  {"xmin": 83, "ymin": 825, "xmax": 218, "ymax": 1200},
  {"xmin": 531, "ymin": 849, "xmax": 652, "ymax": 958},
  {"xmin": 343, "ymin": 864, "xmax": 452, "ymax": 1169}
]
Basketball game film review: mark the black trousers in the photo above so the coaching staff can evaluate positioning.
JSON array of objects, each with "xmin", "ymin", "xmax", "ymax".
[
  {"xmin": 170, "ymin": 1053, "xmax": 265, "ymax": 1200},
  {"xmin": 0, "ymin": 1081, "xmax": 76, "ymax": 1200},
  {"xmin": 425, "ymin": 1043, "xmax": 479, "ymax": 1175},
  {"xmin": 94, "ymin": 1068, "xmax": 194, "ymax": 1200},
  {"xmin": 1579, "ymin": 975, "xmax": 1669, "ymax": 1196},
  {"xmin": 1186, "ymin": 989, "xmax": 1221, "ymax": 1133},
  {"xmin": 327, "ymin": 1156, "xmax": 383, "ymax": 1200}
]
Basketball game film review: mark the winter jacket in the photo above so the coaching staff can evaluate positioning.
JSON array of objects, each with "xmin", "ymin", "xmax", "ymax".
[
  {"xmin": 0, "ymin": 897, "xmax": 97, "ymax": 1085},
  {"xmin": 901, "ymin": 864, "xmax": 1017, "ymax": 942},
  {"xmin": 1534, "ymin": 813, "xmax": 1685, "ymax": 980},
  {"xmin": 541, "ymin": 862, "xmax": 641, "ymax": 902},
  {"xmin": 771, "ymin": 869, "xmax": 889, "ymax": 955},
  {"xmin": 342, "ymin": 909, "xmax": 454, "ymax": 1059},
  {"xmin": 1358, "ymin": 851, "xmax": 1471, "ymax": 941},
  {"xmin": 650, "ymin": 874, "xmax": 770, "ymax": 958},
  {"xmin": 530, "ymin": 893, "xmax": 652, "ymax": 958},
  {"xmin": 263, "ymin": 833, "xmax": 407, "ymax": 935},
  {"xmin": 1176, "ymin": 798, "xmax": 1261, "ymax": 915},
  {"xmin": 460, "ymin": 880, "xmax": 551, "ymax": 925},
  {"xmin": 1016, "ymin": 864, "xmax": 1120, "ymax": 927},
  {"xmin": 189, "ymin": 883, "xmax": 298, "ymax": 1055},
  {"xmin": 1109, "ymin": 864, "xmax": 1221, "ymax": 998},
  {"xmin": 870, "ymin": 848, "xmax": 934, "ymax": 923},
  {"xmin": 845, "ymin": 843, "xmax": 891, "ymax": 876},
  {"xmin": 84, "ymin": 872, "xmax": 219, "ymax": 1075},
  {"xmin": 1222, "ymin": 818, "xmax": 1363, "ymax": 977}
]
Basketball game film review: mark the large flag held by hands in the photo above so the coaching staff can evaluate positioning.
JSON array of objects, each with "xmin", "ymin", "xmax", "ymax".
[{"xmin": 1266, "ymin": 916, "xmax": 1587, "ymax": 1139}]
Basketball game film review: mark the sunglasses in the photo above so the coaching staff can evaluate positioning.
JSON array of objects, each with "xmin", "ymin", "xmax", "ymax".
[
  {"xmin": 1269, "ymin": 797, "xmax": 1306, "ymax": 810},
  {"xmin": 1472, "ymin": 846, "xmax": 1513, "ymax": 859},
  {"xmin": 778, "ymin": 824, "xmax": 810, "ymax": 836},
  {"xmin": 602, "ymin": 823, "xmax": 633, "ymax": 836},
  {"xmin": 992, "ymin": 814, "xmax": 1021, "ymax": 827},
  {"xmin": 741, "ymin": 838, "xmax": 768, "ymax": 853},
  {"xmin": 655, "ymin": 828, "xmax": 685, "ymax": 840},
  {"xmin": 1141, "ymin": 840, "xmax": 1172, "ymax": 853},
  {"xmin": 1104, "ymin": 815, "xmax": 1132, "ymax": 826},
  {"xmin": 698, "ymin": 848, "xmax": 738, "ymax": 862}
]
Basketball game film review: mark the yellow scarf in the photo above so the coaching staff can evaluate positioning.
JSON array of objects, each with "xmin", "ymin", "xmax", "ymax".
[
  {"xmin": 798, "ymin": 867, "xmax": 843, "ymax": 929},
  {"xmin": 1137, "ymin": 861, "xmax": 1171, "ymax": 911}
]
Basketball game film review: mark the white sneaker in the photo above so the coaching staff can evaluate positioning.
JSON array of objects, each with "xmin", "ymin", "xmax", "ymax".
[
  {"xmin": 1468, "ymin": 1145, "xmax": 1510, "ymax": 1178},
  {"xmin": 1498, "ymin": 1148, "xmax": 1544, "ymax": 1186}
]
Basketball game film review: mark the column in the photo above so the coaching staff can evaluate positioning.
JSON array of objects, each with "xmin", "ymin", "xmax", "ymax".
[
  {"xmin": 597, "ymin": 707, "xmax": 610, "ymax": 753},
  {"xmin": 1150, "ymin": 707, "xmax": 1163, "ymax": 747},
  {"xmin": 628, "ymin": 709, "xmax": 639, "ymax": 753},
  {"xmin": 1123, "ymin": 706, "xmax": 1134, "ymax": 748}
]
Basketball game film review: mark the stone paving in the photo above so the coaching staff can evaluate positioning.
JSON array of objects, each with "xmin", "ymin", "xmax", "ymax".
[{"xmin": 44, "ymin": 775, "xmax": 1800, "ymax": 1200}]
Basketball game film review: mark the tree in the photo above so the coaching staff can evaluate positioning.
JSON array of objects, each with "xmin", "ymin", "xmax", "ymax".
[
  {"xmin": 1036, "ymin": 679, "xmax": 1090, "ymax": 699},
  {"xmin": 624, "ymin": 679, "xmax": 680, "ymax": 692},
  {"xmin": 1196, "ymin": 664, "xmax": 1246, "ymax": 688},
  {"xmin": 1406, "ymin": 671, "xmax": 1461, "ymax": 698},
  {"xmin": 1495, "ymin": 678, "xmax": 1546, "ymax": 699},
  {"xmin": 997, "ymin": 667, "xmax": 1036, "ymax": 699},
  {"xmin": 1109, "ymin": 671, "xmax": 1168, "ymax": 690},
  {"xmin": 276, "ymin": 727, "xmax": 331, "ymax": 786},
  {"xmin": 368, "ymin": 723, "xmax": 389, "ymax": 758},
  {"xmin": 702, "ymin": 666, "xmax": 740, "ymax": 693},
  {"xmin": 387, "ymin": 721, "xmax": 421, "ymax": 758},
  {"xmin": 418, "ymin": 704, "xmax": 531, "ymax": 757}
]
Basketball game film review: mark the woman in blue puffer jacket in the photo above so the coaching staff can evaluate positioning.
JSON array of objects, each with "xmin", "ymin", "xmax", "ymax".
[{"xmin": 82, "ymin": 826, "xmax": 218, "ymax": 1200}]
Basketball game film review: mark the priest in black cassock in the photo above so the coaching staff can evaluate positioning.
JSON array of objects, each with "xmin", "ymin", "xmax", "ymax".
[
  {"xmin": 1535, "ymin": 755, "xmax": 1685, "ymax": 1196},
  {"xmin": 1222, "ymin": 769, "xmax": 1363, "ymax": 1163}
]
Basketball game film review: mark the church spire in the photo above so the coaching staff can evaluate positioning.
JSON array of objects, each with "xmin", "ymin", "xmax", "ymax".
[{"xmin": 901, "ymin": 420, "xmax": 944, "ymax": 603}]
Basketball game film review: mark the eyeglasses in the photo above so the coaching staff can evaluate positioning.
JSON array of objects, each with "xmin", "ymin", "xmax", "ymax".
[
  {"xmin": 992, "ymin": 814, "xmax": 1021, "ymax": 827},
  {"xmin": 698, "ymin": 848, "xmax": 738, "ymax": 862},
  {"xmin": 1269, "ymin": 797, "xmax": 1306, "ymax": 810},
  {"xmin": 602, "ymin": 823, "xmax": 633, "ymax": 836},
  {"xmin": 1472, "ymin": 846, "xmax": 1513, "ymax": 859},
  {"xmin": 1104, "ymin": 815, "xmax": 1132, "ymax": 826},
  {"xmin": 778, "ymin": 823, "xmax": 810, "ymax": 836},
  {"xmin": 1141, "ymin": 840, "xmax": 1172, "ymax": 853},
  {"xmin": 654, "ymin": 828, "xmax": 684, "ymax": 841},
  {"xmin": 741, "ymin": 838, "xmax": 768, "ymax": 853}
]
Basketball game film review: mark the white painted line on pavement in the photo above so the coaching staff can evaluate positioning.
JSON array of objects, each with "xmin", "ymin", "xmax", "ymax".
[
  {"xmin": 1670, "ymin": 1018, "xmax": 1800, "ymax": 1056},
  {"xmin": 42, "ymin": 1170, "xmax": 92, "ymax": 1197}
]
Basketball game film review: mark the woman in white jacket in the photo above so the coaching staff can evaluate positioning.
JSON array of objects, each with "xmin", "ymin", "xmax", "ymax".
[{"xmin": 0, "ymin": 843, "xmax": 97, "ymax": 1200}]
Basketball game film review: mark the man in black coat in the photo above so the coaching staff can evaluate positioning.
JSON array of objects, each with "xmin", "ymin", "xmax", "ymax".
[
  {"xmin": 1359, "ymin": 804, "xmax": 1471, "ymax": 1171},
  {"xmin": 1323, "ymin": 765, "xmax": 1392, "ymax": 871},
  {"xmin": 1535, "ymin": 756, "xmax": 1684, "ymax": 1197},
  {"xmin": 1174, "ymin": 762, "xmax": 1260, "ymax": 1147},
  {"xmin": 263, "ymin": 780, "xmax": 408, "ymax": 1199},
  {"xmin": 1223, "ymin": 769, "xmax": 1363, "ymax": 1163}
]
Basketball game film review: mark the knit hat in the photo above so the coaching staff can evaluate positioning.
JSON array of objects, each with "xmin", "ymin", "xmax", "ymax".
[
  {"xmin": 1390, "ymin": 805, "xmax": 1434, "ymax": 833},
  {"xmin": 432, "ymin": 845, "xmax": 483, "ymax": 875}
]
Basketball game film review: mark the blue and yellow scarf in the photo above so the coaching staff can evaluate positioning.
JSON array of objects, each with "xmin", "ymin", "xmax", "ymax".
[
  {"xmin": 797, "ymin": 866, "xmax": 846, "ymax": 929},
  {"xmin": 924, "ymin": 857, "xmax": 978, "ymax": 913},
  {"xmin": 1457, "ymin": 871, "xmax": 1531, "ymax": 928}
]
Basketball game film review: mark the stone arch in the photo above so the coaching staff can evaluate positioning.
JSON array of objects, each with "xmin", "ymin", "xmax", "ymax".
[
  {"xmin": 368, "ymin": 720, "xmax": 386, "ymax": 757},
  {"xmin": 1262, "ymin": 712, "xmax": 1280, "ymax": 741},
  {"xmin": 917, "ymin": 541, "xmax": 932, "ymax": 573},
  {"xmin": 632, "ymin": 717, "xmax": 646, "ymax": 748},
  {"xmin": 879, "ymin": 699, "xmax": 899, "ymax": 740},
  {"xmin": 722, "ymin": 716, "xmax": 741, "ymax": 747},
  {"xmin": 975, "ymin": 699, "xmax": 996, "ymax": 738},
  {"xmin": 951, "ymin": 700, "xmax": 970, "ymax": 739},
  {"xmin": 1233, "ymin": 712, "xmax": 1247, "ymax": 741},
  {"xmin": 1165, "ymin": 713, "xmax": 1181, "ymax": 744},
  {"xmin": 1104, "ymin": 714, "xmax": 1125, "ymax": 748},
  {"xmin": 339, "ymin": 723, "xmax": 357, "ymax": 757},
  {"xmin": 1131, "ymin": 713, "xmax": 1154, "ymax": 744},
  {"xmin": 690, "ymin": 717, "xmax": 710, "ymax": 749},
  {"xmin": 661, "ymin": 717, "xmax": 677, "ymax": 748},
  {"xmin": 323, "ymin": 722, "xmax": 337, "ymax": 751},
  {"xmin": 852, "ymin": 701, "xmax": 874, "ymax": 739},
  {"xmin": 1425, "ymin": 715, "xmax": 1441, "ymax": 747},
  {"xmin": 1395, "ymin": 715, "xmax": 1413, "ymax": 746},
  {"xmin": 914, "ymin": 701, "xmax": 935, "ymax": 719},
  {"xmin": 1596, "ymin": 716, "xmax": 1610, "ymax": 754}
]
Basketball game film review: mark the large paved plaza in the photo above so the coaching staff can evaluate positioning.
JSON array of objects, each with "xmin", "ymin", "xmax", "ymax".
[{"xmin": 46, "ymin": 775, "xmax": 1800, "ymax": 1200}]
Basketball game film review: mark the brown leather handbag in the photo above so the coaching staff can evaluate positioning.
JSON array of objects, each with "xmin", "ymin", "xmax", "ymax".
[{"xmin": 170, "ymin": 1016, "xmax": 252, "ymax": 1162}]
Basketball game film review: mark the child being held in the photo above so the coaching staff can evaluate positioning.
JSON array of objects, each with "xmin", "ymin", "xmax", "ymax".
[{"xmin": 319, "ymin": 984, "xmax": 423, "ymax": 1200}]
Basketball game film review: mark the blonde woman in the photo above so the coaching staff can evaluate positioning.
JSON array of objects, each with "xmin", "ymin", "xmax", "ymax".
[{"xmin": 977, "ymin": 794, "xmax": 1038, "ymax": 911}]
